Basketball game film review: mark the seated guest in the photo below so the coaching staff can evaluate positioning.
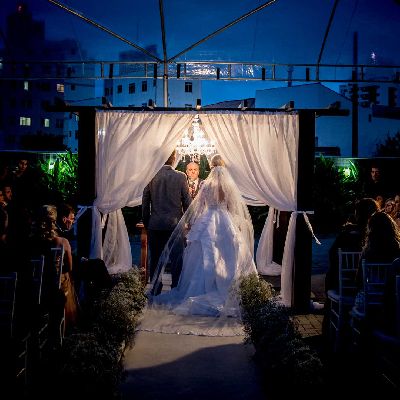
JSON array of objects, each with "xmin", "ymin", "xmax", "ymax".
[
  {"xmin": 31, "ymin": 205, "xmax": 80, "ymax": 334},
  {"xmin": 325, "ymin": 198, "xmax": 379, "ymax": 292},
  {"xmin": 56, "ymin": 203, "xmax": 75, "ymax": 240},
  {"xmin": 322, "ymin": 198, "xmax": 379, "ymax": 346},
  {"xmin": 384, "ymin": 197, "xmax": 397, "ymax": 219},
  {"xmin": 394, "ymin": 194, "xmax": 400, "ymax": 228},
  {"xmin": 353, "ymin": 212, "xmax": 400, "ymax": 317},
  {"xmin": 382, "ymin": 257, "xmax": 400, "ymax": 335}
]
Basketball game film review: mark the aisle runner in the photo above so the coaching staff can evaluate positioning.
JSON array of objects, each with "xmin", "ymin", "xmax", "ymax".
[{"xmin": 136, "ymin": 305, "xmax": 245, "ymax": 337}]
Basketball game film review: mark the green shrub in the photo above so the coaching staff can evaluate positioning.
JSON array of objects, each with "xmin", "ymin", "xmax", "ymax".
[
  {"xmin": 56, "ymin": 267, "xmax": 147, "ymax": 397},
  {"xmin": 239, "ymin": 274, "xmax": 324, "ymax": 388},
  {"xmin": 60, "ymin": 332, "xmax": 123, "ymax": 397},
  {"xmin": 37, "ymin": 151, "xmax": 78, "ymax": 205}
]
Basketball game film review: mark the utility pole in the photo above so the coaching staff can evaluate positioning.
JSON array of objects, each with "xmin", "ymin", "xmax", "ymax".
[{"xmin": 351, "ymin": 32, "xmax": 359, "ymax": 157}]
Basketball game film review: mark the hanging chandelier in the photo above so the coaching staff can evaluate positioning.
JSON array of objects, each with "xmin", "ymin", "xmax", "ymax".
[{"xmin": 176, "ymin": 114, "xmax": 217, "ymax": 162}]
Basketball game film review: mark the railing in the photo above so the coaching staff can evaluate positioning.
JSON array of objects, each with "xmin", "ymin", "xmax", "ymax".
[{"xmin": 1, "ymin": 60, "xmax": 399, "ymax": 83}]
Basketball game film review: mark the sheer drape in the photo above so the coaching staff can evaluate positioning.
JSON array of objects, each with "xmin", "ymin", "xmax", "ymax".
[
  {"xmin": 93, "ymin": 111, "xmax": 194, "ymax": 274},
  {"xmin": 92, "ymin": 110, "xmax": 300, "ymax": 305},
  {"xmin": 200, "ymin": 112, "xmax": 298, "ymax": 305}
]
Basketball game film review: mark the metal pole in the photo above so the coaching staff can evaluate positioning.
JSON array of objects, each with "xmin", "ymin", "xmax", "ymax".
[
  {"xmin": 316, "ymin": 0, "xmax": 339, "ymax": 66},
  {"xmin": 293, "ymin": 111, "xmax": 315, "ymax": 312},
  {"xmin": 158, "ymin": 0, "xmax": 169, "ymax": 107},
  {"xmin": 168, "ymin": 0, "xmax": 277, "ymax": 62},
  {"xmin": 47, "ymin": 0, "xmax": 162, "ymax": 62}
]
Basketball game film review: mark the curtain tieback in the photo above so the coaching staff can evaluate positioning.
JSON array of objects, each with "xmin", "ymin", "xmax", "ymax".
[
  {"xmin": 76, "ymin": 205, "xmax": 109, "ymax": 229},
  {"xmin": 292, "ymin": 211, "xmax": 321, "ymax": 245},
  {"xmin": 273, "ymin": 209, "xmax": 281, "ymax": 228}
]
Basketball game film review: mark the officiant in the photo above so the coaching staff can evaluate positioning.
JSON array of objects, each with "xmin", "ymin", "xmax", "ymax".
[{"xmin": 186, "ymin": 161, "xmax": 203, "ymax": 199}]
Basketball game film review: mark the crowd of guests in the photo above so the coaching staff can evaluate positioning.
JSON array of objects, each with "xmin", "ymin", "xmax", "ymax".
[
  {"xmin": 324, "ymin": 163, "xmax": 400, "ymax": 349},
  {"xmin": 0, "ymin": 158, "xmax": 84, "ymax": 347}
]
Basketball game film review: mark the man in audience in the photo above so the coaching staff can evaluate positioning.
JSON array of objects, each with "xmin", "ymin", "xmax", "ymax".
[
  {"xmin": 56, "ymin": 203, "xmax": 76, "ymax": 243},
  {"xmin": 362, "ymin": 163, "xmax": 389, "ymax": 205}
]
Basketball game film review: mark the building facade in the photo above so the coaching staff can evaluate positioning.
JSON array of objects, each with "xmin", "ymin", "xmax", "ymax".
[
  {"xmin": 0, "ymin": 4, "xmax": 100, "ymax": 152},
  {"xmin": 255, "ymin": 82, "xmax": 400, "ymax": 157}
]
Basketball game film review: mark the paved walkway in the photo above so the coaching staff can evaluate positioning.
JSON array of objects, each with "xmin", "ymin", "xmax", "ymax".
[{"xmin": 120, "ymin": 329, "xmax": 266, "ymax": 400}]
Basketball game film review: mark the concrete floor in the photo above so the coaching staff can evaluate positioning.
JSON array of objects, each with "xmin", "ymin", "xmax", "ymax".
[{"xmin": 120, "ymin": 331, "xmax": 266, "ymax": 400}]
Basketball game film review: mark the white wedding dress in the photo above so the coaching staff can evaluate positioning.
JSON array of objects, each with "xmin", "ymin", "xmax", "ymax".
[{"xmin": 140, "ymin": 166, "xmax": 258, "ymax": 336}]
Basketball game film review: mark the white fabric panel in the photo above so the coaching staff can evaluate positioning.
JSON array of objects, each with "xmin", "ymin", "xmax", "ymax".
[
  {"xmin": 200, "ymin": 112, "xmax": 298, "ymax": 209},
  {"xmin": 256, "ymin": 207, "xmax": 282, "ymax": 276},
  {"xmin": 200, "ymin": 112, "xmax": 299, "ymax": 305},
  {"xmin": 94, "ymin": 111, "xmax": 194, "ymax": 272}
]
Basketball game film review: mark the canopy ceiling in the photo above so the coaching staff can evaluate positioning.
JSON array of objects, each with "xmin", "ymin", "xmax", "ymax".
[{"xmin": 1, "ymin": 0, "xmax": 400, "ymax": 66}]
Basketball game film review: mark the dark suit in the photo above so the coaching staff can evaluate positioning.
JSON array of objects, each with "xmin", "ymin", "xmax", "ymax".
[
  {"xmin": 142, "ymin": 165, "xmax": 192, "ymax": 287},
  {"xmin": 187, "ymin": 178, "xmax": 203, "ymax": 199}
]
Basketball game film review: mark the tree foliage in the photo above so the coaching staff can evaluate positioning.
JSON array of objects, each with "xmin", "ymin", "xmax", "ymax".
[{"xmin": 375, "ymin": 131, "xmax": 400, "ymax": 156}]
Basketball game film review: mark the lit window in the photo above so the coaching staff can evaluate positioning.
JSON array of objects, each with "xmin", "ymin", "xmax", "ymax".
[
  {"xmin": 24, "ymin": 81, "xmax": 29, "ymax": 91},
  {"xmin": 42, "ymin": 118, "xmax": 50, "ymax": 127},
  {"xmin": 129, "ymin": 83, "xmax": 135, "ymax": 94},
  {"xmin": 185, "ymin": 82, "xmax": 193, "ymax": 93},
  {"xmin": 142, "ymin": 81, "xmax": 147, "ymax": 92},
  {"xmin": 57, "ymin": 83, "xmax": 64, "ymax": 93},
  {"xmin": 20, "ymin": 117, "xmax": 31, "ymax": 126}
]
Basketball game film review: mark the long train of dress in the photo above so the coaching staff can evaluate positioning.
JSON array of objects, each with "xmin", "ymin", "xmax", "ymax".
[{"xmin": 140, "ymin": 204, "xmax": 258, "ymax": 337}]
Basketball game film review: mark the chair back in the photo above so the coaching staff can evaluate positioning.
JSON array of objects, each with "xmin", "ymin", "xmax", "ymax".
[
  {"xmin": 338, "ymin": 249, "xmax": 361, "ymax": 298},
  {"xmin": 396, "ymin": 275, "xmax": 400, "ymax": 337},
  {"xmin": 362, "ymin": 259, "xmax": 391, "ymax": 318},
  {"xmin": 0, "ymin": 272, "xmax": 18, "ymax": 338},
  {"xmin": 50, "ymin": 246, "xmax": 65, "ymax": 289},
  {"xmin": 31, "ymin": 255, "xmax": 45, "ymax": 305}
]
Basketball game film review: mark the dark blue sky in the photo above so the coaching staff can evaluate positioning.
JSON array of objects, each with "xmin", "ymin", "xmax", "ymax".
[{"xmin": 1, "ymin": 0, "xmax": 400, "ymax": 103}]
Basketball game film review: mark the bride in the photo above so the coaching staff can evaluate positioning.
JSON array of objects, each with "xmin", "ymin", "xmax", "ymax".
[{"xmin": 148, "ymin": 154, "xmax": 258, "ymax": 319}]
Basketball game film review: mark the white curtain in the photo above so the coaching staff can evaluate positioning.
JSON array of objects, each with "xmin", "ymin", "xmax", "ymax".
[
  {"xmin": 92, "ymin": 110, "xmax": 300, "ymax": 306},
  {"xmin": 94, "ymin": 111, "xmax": 194, "ymax": 274},
  {"xmin": 200, "ymin": 112, "xmax": 298, "ymax": 306}
]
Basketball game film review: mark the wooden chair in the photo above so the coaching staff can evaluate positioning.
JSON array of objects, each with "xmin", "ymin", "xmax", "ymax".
[
  {"xmin": 31, "ymin": 256, "xmax": 45, "ymax": 305},
  {"xmin": 0, "ymin": 272, "xmax": 18, "ymax": 339},
  {"xmin": 0, "ymin": 272, "xmax": 29, "ymax": 386},
  {"xmin": 326, "ymin": 249, "xmax": 361, "ymax": 351},
  {"xmin": 50, "ymin": 246, "xmax": 66, "ymax": 345},
  {"xmin": 371, "ymin": 275, "xmax": 400, "ymax": 389},
  {"xmin": 396, "ymin": 274, "xmax": 400, "ymax": 337},
  {"xmin": 30, "ymin": 256, "xmax": 49, "ymax": 359},
  {"xmin": 350, "ymin": 259, "xmax": 391, "ymax": 350}
]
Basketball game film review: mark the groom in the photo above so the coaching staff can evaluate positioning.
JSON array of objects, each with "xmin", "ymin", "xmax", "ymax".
[{"xmin": 142, "ymin": 150, "xmax": 192, "ymax": 290}]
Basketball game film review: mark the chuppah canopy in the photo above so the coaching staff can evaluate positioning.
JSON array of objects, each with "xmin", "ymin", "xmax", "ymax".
[{"xmin": 92, "ymin": 110, "xmax": 300, "ymax": 306}]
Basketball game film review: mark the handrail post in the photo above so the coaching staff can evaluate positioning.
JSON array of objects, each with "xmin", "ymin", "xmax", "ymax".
[{"xmin": 136, "ymin": 222, "xmax": 148, "ymax": 285}]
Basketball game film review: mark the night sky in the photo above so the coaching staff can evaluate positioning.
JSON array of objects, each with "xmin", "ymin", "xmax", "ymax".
[{"xmin": 1, "ymin": 0, "xmax": 399, "ymax": 104}]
